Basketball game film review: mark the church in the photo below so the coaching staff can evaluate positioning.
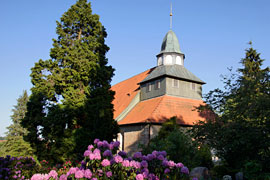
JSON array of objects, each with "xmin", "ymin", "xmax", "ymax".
[{"xmin": 112, "ymin": 29, "xmax": 208, "ymax": 154}]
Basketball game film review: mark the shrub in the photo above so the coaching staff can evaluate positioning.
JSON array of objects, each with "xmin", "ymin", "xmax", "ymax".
[
  {"xmin": 31, "ymin": 139, "xmax": 191, "ymax": 180},
  {"xmin": 142, "ymin": 117, "xmax": 213, "ymax": 169},
  {"xmin": 0, "ymin": 155, "xmax": 39, "ymax": 179}
]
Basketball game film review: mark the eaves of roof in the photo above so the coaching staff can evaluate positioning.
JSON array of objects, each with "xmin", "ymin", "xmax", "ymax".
[
  {"xmin": 140, "ymin": 65, "xmax": 205, "ymax": 84},
  {"xmin": 118, "ymin": 95, "xmax": 213, "ymax": 126}
]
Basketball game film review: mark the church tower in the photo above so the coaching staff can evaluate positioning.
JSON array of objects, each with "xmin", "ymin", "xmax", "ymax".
[{"xmin": 139, "ymin": 30, "xmax": 205, "ymax": 101}]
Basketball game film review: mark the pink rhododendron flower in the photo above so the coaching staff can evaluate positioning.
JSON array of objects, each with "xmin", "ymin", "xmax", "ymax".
[
  {"xmin": 59, "ymin": 174, "xmax": 67, "ymax": 180},
  {"xmin": 122, "ymin": 160, "xmax": 130, "ymax": 167},
  {"xmin": 168, "ymin": 160, "xmax": 175, "ymax": 168},
  {"xmin": 176, "ymin": 162, "xmax": 184, "ymax": 168},
  {"xmin": 93, "ymin": 149, "xmax": 101, "ymax": 160},
  {"xmin": 94, "ymin": 153, "xmax": 101, "ymax": 160},
  {"xmin": 84, "ymin": 169, "xmax": 92, "ymax": 179},
  {"xmin": 98, "ymin": 169, "xmax": 103, "ymax": 176},
  {"xmin": 136, "ymin": 174, "xmax": 144, "ymax": 180},
  {"xmin": 75, "ymin": 170, "xmax": 84, "ymax": 179},
  {"xmin": 101, "ymin": 159, "xmax": 111, "ymax": 167},
  {"xmin": 130, "ymin": 160, "xmax": 141, "ymax": 169},
  {"xmin": 84, "ymin": 150, "xmax": 91, "ymax": 157},
  {"xmin": 31, "ymin": 173, "xmax": 49, "ymax": 180},
  {"xmin": 97, "ymin": 141, "xmax": 103, "ymax": 148},
  {"xmin": 106, "ymin": 171, "xmax": 112, "ymax": 177},
  {"xmin": 109, "ymin": 143, "xmax": 114, "ymax": 150},
  {"xmin": 67, "ymin": 167, "xmax": 78, "ymax": 176},
  {"xmin": 114, "ymin": 155, "xmax": 123, "ymax": 163},
  {"xmin": 89, "ymin": 153, "xmax": 95, "ymax": 160},
  {"xmin": 94, "ymin": 139, "xmax": 100, "ymax": 144},
  {"xmin": 48, "ymin": 170, "xmax": 58, "ymax": 179},
  {"xmin": 88, "ymin": 145, "xmax": 94, "ymax": 150}
]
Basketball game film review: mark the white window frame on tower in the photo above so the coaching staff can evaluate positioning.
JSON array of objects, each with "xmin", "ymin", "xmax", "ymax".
[
  {"xmin": 147, "ymin": 82, "xmax": 152, "ymax": 92},
  {"xmin": 155, "ymin": 80, "xmax": 161, "ymax": 90},
  {"xmin": 172, "ymin": 79, "xmax": 179, "ymax": 88}
]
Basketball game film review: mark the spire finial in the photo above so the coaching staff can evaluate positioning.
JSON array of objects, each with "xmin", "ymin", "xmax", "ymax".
[{"xmin": 170, "ymin": 3, "xmax": 173, "ymax": 29}]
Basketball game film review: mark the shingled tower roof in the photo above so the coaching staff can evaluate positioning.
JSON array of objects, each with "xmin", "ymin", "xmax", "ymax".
[{"xmin": 159, "ymin": 30, "xmax": 183, "ymax": 55}]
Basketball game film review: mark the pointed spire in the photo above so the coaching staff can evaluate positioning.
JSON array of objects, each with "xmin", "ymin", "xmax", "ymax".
[{"xmin": 170, "ymin": 3, "xmax": 173, "ymax": 29}]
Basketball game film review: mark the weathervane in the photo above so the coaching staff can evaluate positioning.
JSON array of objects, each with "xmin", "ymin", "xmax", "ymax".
[{"xmin": 170, "ymin": 3, "xmax": 173, "ymax": 29}]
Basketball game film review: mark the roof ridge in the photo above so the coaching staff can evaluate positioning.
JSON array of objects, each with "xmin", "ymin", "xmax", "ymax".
[{"xmin": 149, "ymin": 95, "xmax": 165, "ymax": 117}]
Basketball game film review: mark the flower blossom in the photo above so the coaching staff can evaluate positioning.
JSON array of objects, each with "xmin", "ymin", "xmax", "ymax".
[
  {"xmin": 84, "ymin": 150, "xmax": 91, "ymax": 157},
  {"xmin": 75, "ymin": 170, "xmax": 84, "ymax": 179},
  {"xmin": 133, "ymin": 152, "xmax": 142, "ymax": 159},
  {"xmin": 141, "ymin": 160, "xmax": 148, "ymax": 168},
  {"xmin": 48, "ymin": 170, "xmax": 58, "ymax": 179},
  {"xmin": 103, "ymin": 150, "xmax": 112, "ymax": 157},
  {"xmin": 84, "ymin": 169, "xmax": 92, "ymax": 179},
  {"xmin": 122, "ymin": 160, "xmax": 130, "ymax": 167},
  {"xmin": 106, "ymin": 171, "xmax": 112, "ymax": 177},
  {"xmin": 114, "ymin": 155, "xmax": 123, "ymax": 163},
  {"xmin": 101, "ymin": 159, "xmax": 111, "ymax": 167},
  {"xmin": 136, "ymin": 174, "xmax": 144, "ymax": 180},
  {"xmin": 181, "ymin": 166, "xmax": 189, "ymax": 174}
]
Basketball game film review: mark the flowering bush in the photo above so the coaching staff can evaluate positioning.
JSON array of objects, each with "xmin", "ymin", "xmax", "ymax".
[
  {"xmin": 31, "ymin": 139, "xmax": 190, "ymax": 180},
  {"xmin": 0, "ymin": 155, "xmax": 39, "ymax": 179}
]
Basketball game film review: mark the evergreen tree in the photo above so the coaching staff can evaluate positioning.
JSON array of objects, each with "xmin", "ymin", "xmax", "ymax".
[
  {"xmin": 192, "ymin": 43, "xmax": 270, "ymax": 177},
  {"xmin": 1, "ymin": 91, "xmax": 34, "ymax": 157},
  {"xmin": 21, "ymin": 0, "xmax": 119, "ymax": 163}
]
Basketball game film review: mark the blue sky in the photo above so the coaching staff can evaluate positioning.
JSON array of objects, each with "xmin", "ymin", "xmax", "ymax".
[{"xmin": 0, "ymin": 0, "xmax": 269, "ymax": 136}]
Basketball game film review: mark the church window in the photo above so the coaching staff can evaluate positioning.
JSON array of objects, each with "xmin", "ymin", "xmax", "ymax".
[
  {"xmin": 157, "ymin": 57, "xmax": 163, "ymax": 66},
  {"xmin": 165, "ymin": 55, "xmax": 172, "ymax": 65},
  {"xmin": 176, "ymin": 56, "xmax": 182, "ymax": 65},
  {"xmin": 147, "ymin": 83, "xmax": 152, "ymax": 92},
  {"xmin": 191, "ymin": 83, "xmax": 196, "ymax": 90},
  {"xmin": 173, "ymin": 79, "xmax": 179, "ymax": 88},
  {"xmin": 155, "ymin": 80, "xmax": 161, "ymax": 89}
]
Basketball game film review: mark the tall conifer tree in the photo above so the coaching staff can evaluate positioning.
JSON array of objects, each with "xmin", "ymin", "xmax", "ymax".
[
  {"xmin": 1, "ymin": 90, "xmax": 34, "ymax": 157},
  {"xmin": 21, "ymin": 0, "xmax": 119, "ymax": 163}
]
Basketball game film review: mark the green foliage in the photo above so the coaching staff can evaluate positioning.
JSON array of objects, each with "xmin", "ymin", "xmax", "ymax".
[
  {"xmin": 0, "ymin": 137, "xmax": 6, "ymax": 140},
  {"xmin": 142, "ymin": 117, "xmax": 213, "ymax": 169},
  {"xmin": 243, "ymin": 160, "xmax": 270, "ymax": 180},
  {"xmin": 21, "ymin": 0, "xmax": 119, "ymax": 164},
  {"xmin": 192, "ymin": 43, "xmax": 270, "ymax": 176},
  {"xmin": 1, "ymin": 91, "xmax": 34, "ymax": 157}
]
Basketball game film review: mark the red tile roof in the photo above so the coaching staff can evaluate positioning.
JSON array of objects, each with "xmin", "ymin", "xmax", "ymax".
[
  {"xmin": 111, "ymin": 68, "xmax": 155, "ymax": 119},
  {"xmin": 111, "ymin": 67, "xmax": 212, "ymax": 126},
  {"xmin": 118, "ymin": 95, "xmax": 208, "ymax": 126}
]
